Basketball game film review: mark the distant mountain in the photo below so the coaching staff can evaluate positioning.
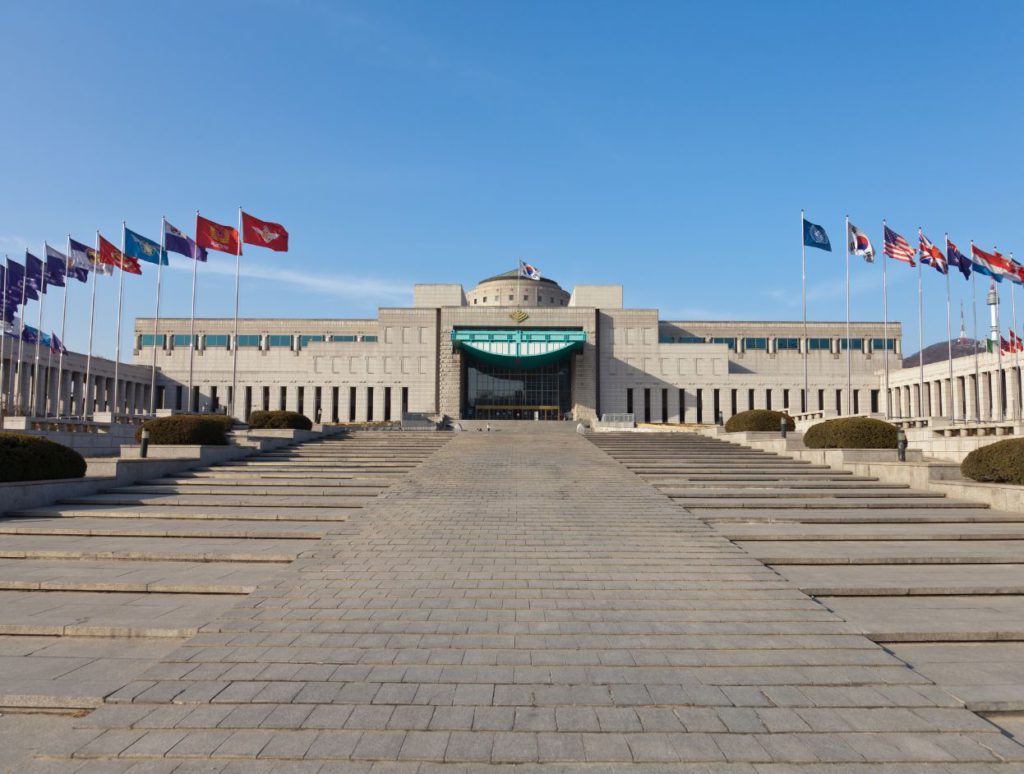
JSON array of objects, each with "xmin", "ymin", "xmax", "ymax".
[{"xmin": 902, "ymin": 338, "xmax": 986, "ymax": 368}]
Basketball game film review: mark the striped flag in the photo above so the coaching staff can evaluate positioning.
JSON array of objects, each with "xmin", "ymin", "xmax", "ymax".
[
  {"xmin": 971, "ymin": 244, "xmax": 1010, "ymax": 282},
  {"xmin": 883, "ymin": 225, "xmax": 916, "ymax": 266},
  {"xmin": 918, "ymin": 232, "xmax": 947, "ymax": 274}
]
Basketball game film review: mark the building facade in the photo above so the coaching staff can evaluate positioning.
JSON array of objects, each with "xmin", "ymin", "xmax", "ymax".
[{"xmin": 131, "ymin": 270, "xmax": 903, "ymax": 424}]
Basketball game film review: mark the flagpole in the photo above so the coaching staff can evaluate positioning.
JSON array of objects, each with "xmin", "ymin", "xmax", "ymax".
[
  {"xmin": 84, "ymin": 233, "xmax": 99, "ymax": 417},
  {"xmin": 882, "ymin": 220, "xmax": 890, "ymax": 419},
  {"xmin": 1012, "ymin": 256, "xmax": 1021, "ymax": 420},
  {"xmin": 971, "ymin": 244, "xmax": 981, "ymax": 422},
  {"xmin": 55, "ymin": 236, "xmax": 71, "ymax": 417},
  {"xmin": 0, "ymin": 257, "xmax": 7, "ymax": 414},
  {"xmin": 229, "ymin": 206, "xmax": 242, "ymax": 421},
  {"xmin": 845, "ymin": 215, "xmax": 851, "ymax": 415},
  {"xmin": 15, "ymin": 253, "xmax": 29, "ymax": 414},
  {"xmin": 944, "ymin": 235, "xmax": 954, "ymax": 422},
  {"xmin": 31, "ymin": 244, "xmax": 47, "ymax": 416},
  {"xmin": 188, "ymin": 212, "xmax": 201, "ymax": 412},
  {"xmin": 994, "ymin": 267, "xmax": 1005, "ymax": 422},
  {"xmin": 916, "ymin": 233, "xmax": 925, "ymax": 418},
  {"xmin": 113, "ymin": 223, "xmax": 127, "ymax": 415},
  {"xmin": 801, "ymin": 209, "xmax": 808, "ymax": 413},
  {"xmin": 150, "ymin": 218, "xmax": 166, "ymax": 415}
]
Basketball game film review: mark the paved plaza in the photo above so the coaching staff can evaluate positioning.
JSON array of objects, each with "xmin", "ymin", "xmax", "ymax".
[{"xmin": 3, "ymin": 429, "xmax": 1024, "ymax": 770}]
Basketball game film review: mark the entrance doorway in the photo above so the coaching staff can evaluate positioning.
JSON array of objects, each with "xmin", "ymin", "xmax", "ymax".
[{"xmin": 463, "ymin": 356, "xmax": 571, "ymax": 420}]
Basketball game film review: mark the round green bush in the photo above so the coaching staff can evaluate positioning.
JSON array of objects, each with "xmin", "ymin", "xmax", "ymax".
[
  {"xmin": 803, "ymin": 417, "xmax": 898, "ymax": 449},
  {"xmin": 135, "ymin": 415, "xmax": 229, "ymax": 446},
  {"xmin": 725, "ymin": 409, "xmax": 795, "ymax": 433},
  {"xmin": 247, "ymin": 410, "xmax": 313, "ymax": 431},
  {"xmin": 961, "ymin": 438, "xmax": 1024, "ymax": 485},
  {"xmin": 0, "ymin": 433, "xmax": 86, "ymax": 482}
]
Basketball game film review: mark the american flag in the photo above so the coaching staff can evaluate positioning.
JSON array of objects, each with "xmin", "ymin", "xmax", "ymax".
[
  {"xmin": 918, "ymin": 232, "xmax": 948, "ymax": 274},
  {"xmin": 884, "ymin": 225, "xmax": 916, "ymax": 266}
]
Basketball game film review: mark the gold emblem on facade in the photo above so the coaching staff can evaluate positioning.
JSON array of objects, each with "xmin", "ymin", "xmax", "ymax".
[{"xmin": 509, "ymin": 309, "xmax": 529, "ymax": 324}]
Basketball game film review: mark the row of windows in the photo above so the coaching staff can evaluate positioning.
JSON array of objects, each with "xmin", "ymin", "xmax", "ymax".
[
  {"xmin": 658, "ymin": 335, "xmax": 897, "ymax": 352},
  {"xmin": 139, "ymin": 333, "xmax": 378, "ymax": 349},
  {"xmin": 473, "ymin": 295, "xmax": 566, "ymax": 305}
]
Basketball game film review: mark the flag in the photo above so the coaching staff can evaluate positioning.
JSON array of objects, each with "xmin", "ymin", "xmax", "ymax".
[
  {"xmin": 1010, "ymin": 330, "xmax": 1023, "ymax": 353},
  {"xmin": 124, "ymin": 228, "xmax": 168, "ymax": 266},
  {"xmin": 1001, "ymin": 336, "xmax": 1011, "ymax": 355},
  {"xmin": 918, "ymin": 232, "xmax": 947, "ymax": 274},
  {"xmin": 6, "ymin": 260, "xmax": 25, "ymax": 303},
  {"xmin": 241, "ymin": 211, "xmax": 289, "ymax": 252},
  {"xmin": 847, "ymin": 221, "xmax": 875, "ymax": 262},
  {"xmin": 946, "ymin": 238, "xmax": 972, "ymax": 280},
  {"xmin": 20, "ymin": 323, "xmax": 38, "ymax": 344},
  {"xmin": 25, "ymin": 252, "xmax": 43, "ymax": 298},
  {"xmin": 164, "ymin": 220, "xmax": 207, "ymax": 262},
  {"xmin": 1007, "ymin": 257, "xmax": 1024, "ymax": 286},
  {"xmin": 69, "ymin": 237, "xmax": 107, "ymax": 277},
  {"xmin": 44, "ymin": 252, "xmax": 66, "ymax": 288},
  {"xmin": 196, "ymin": 215, "xmax": 241, "ymax": 255},
  {"xmin": 518, "ymin": 260, "xmax": 541, "ymax": 280},
  {"xmin": 45, "ymin": 243, "xmax": 80, "ymax": 285},
  {"xmin": 802, "ymin": 218, "xmax": 832, "ymax": 252},
  {"xmin": 99, "ymin": 234, "xmax": 142, "ymax": 275},
  {"xmin": 971, "ymin": 244, "xmax": 1009, "ymax": 282},
  {"xmin": 50, "ymin": 331, "xmax": 66, "ymax": 354},
  {"xmin": 883, "ymin": 225, "xmax": 916, "ymax": 266}
]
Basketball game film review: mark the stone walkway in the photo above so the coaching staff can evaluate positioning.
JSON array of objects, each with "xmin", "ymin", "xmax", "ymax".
[{"xmin": 28, "ymin": 429, "xmax": 1024, "ymax": 771}]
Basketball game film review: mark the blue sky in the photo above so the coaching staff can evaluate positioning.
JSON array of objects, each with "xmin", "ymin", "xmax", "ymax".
[{"xmin": 2, "ymin": 0, "xmax": 1022, "ymax": 359}]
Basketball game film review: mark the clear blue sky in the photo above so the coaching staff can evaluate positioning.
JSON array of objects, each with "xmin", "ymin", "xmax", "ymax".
[{"xmin": 2, "ymin": 1, "xmax": 1022, "ymax": 359}]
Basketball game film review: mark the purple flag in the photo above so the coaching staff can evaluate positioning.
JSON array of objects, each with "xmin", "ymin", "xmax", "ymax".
[
  {"xmin": 24, "ymin": 252, "xmax": 43, "ymax": 299},
  {"xmin": 164, "ymin": 220, "xmax": 208, "ymax": 262}
]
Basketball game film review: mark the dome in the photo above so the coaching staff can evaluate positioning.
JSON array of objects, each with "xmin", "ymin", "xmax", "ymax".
[{"xmin": 465, "ymin": 269, "xmax": 570, "ymax": 308}]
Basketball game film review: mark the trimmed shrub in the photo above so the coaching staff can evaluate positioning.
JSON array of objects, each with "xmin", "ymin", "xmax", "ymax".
[
  {"xmin": 725, "ymin": 409, "xmax": 795, "ymax": 433},
  {"xmin": 0, "ymin": 433, "xmax": 86, "ymax": 482},
  {"xmin": 247, "ymin": 410, "xmax": 313, "ymax": 431},
  {"xmin": 961, "ymin": 438, "xmax": 1024, "ymax": 485},
  {"xmin": 803, "ymin": 417, "xmax": 898, "ymax": 449},
  {"xmin": 135, "ymin": 415, "xmax": 229, "ymax": 446}
]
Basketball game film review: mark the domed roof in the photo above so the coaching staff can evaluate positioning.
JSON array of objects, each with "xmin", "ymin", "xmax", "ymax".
[{"xmin": 476, "ymin": 269, "xmax": 561, "ymax": 288}]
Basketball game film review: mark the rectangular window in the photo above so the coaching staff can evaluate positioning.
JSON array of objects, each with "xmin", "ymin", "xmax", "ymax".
[
  {"xmin": 818, "ymin": 389, "xmax": 825, "ymax": 410},
  {"xmin": 349, "ymin": 386, "xmax": 356, "ymax": 422},
  {"xmin": 872, "ymin": 338, "xmax": 896, "ymax": 351},
  {"xmin": 297, "ymin": 386, "xmax": 304, "ymax": 416},
  {"xmin": 836, "ymin": 389, "xmax": 842, "ymax": 413},
  {"xmin": 871, "ymin": 389, "xmax": 879, "ymax": 413},
  {"xmin": 698, "ymin": 388, "xmax": 705, "ymax": 423},
  {"xmin": 384, "ymin": 386, "xmax": 392, "ymax": 421},
  {"xmin": 678, "ymin": 336, "xmax": 704, "ymax": 344},
  {"xmin": 776, "ymin": 338, "xmax": 800, "ymax": 350},
  {"xmin": 643, "ymin": 388, "xmax": 651, "ymax": 423},
  {"xmin": 808, "ymin": 338, "xmax": 831, "ymax": 350},
  {"xmin": 766, "ymin": 389, "xmax": 772, "ymax": 410},
  {"xmin": 626, "ymin": 388, "xmax": 633, "ymax": 415},
  {"xmin": 661, "ymin": 388, "xmax": 668, "ymax": 423},
  {"xmin": 743, "ymin": 337, "xmax": 768, "ymax": 350},
  {"xmin": 279, "ymin": 386, "xmax": 287, "ymax": 410},
  {"xmin": 748, "ymin": 388, "xmax": 755, "ymax": 410},
  {"xmin": 731, "ymin": 389, "xmax": 737, "ymax": 416},
  {"xmin": 362, "ymin": 335, "xmax": 378, "ymax": 342},
  {"xmin": 300, "ymin": 335, "xmax": 325, "ymax": 347},
  {"xmin": 712, "ymin": 337, "xmax": 736, "ymax": 350},
  {"xmin": 236, "ymin": 335, "xmax": 261, "ymax": 347},
  {"xmin": 244, "ymin": 386, "xmax": 252, "ymax": 419},
  {"xmin": 679, "ymin": 389, "xmax": 685, "ymax": 423},
  {"xmin": 262, "ymin": 386, "xmax": 270, "ymax": 411},
  {"xmin": 840, "ymin": 338, "xmax": 863, "ymax": 350},
  {"xmin": 658, "ymin": 336, "xmax": 675, "ymax": 344},
  {"xmin": 205, "ymin": 335, "xmax": 228, "ymax": 348},
  {"xmin": 366, "ymin": 387, "xmax": 374, "ymax": 421},
  {"xmin": 330, "ymin": 335, "xmax": 356, "ymax": 342},
  {"xmin": 783, "ymin": 388, "xmax": 789, "ymax": 409},
  {"xmin": 173, "ymin": 334, "xmax": 195, "ymax": 347},
  {"xmin": 331, "ymin": 386, "xmax": 339, "ymax": 422},
  {"xmin": 210, "ymin": 386, "xmax": 219, "ymax": 412},
  {"xmin": 139, "ymin": 334, "xmax": 166, "ymax": 347},
  {"xmin": 267, "ymin": 335, "xmax": 293, "ymax": 348},
  {"xmin": 402, "ymin": 387, "xmax": 409, "ymax": 415},
  {"xmin": 175, "ymin": 385, "xmax": 183, "ymax": 411}
]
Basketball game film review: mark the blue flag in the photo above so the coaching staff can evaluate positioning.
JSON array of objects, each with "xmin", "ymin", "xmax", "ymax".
[
  {"xmin": 7, "ymin": 259, "xmax": 26, "ymax": 301},
  {"xmin": 803, "ymin": 218, "xmax": 832, "ymax": 252},
  {"xmin": 24, "ymin": 252, "xmax": 43, "ymax": 298},
  {"xmin": 946, "ymin": 238, "xmax": 972, "ymax": 281},
  {"xmin": 124, "ymin": 228, "xmax": 168, "ymax": 266},
  {"xmin": 20, "ymin": 323, "xmax": 38, "ymax": 344},
  {"xmin": 163, "ymin": 220, "xmax": 207, "ymax": 262},
  {"xmin": 44, "ymin": 253, "xmax": 66, "ymax": 289}
]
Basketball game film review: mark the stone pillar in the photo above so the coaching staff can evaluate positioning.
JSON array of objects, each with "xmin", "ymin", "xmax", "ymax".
[
  {"xmin": 649, "ymin": 388, "xmax": 662, "ymax": 424},
  {"xmin": 667, "ymin": 388, "xmax": 680, "ymax": 424},
  {"xmin": 682, "ymin": 389, "xmax": 696, "ymax": 423},
  {"xmin": 701, "ymin": 388, "xmax": 715, "ymax": 425},
  {"xmin": 354, "ymin": 386, "xmax": 367, "ymax": 422},
  {"xmin": 374, "ymin": 385, "xmax": 386, "ymax": 422}
]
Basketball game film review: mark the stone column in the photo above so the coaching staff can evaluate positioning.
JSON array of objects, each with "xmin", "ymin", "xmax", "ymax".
[
  {"xmin": 667, "ymin": 388, "xmax": 680, "ymax": 424},
  {"xmin": 701, "ymin": 388, "xmax": 715, "ymax": 425}
]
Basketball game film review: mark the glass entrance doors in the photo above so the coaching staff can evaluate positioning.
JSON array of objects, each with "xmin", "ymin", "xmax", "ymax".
[{"xmin": 464, "ymin": 356, "xmax": 571, "ymax": 420}]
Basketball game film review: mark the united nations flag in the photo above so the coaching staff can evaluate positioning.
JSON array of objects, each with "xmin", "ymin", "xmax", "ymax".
[
  {"xmin": 124, "ymin": 227, "xmax": 169, "ymax": 266},
  {"xmin": 802, "ymin": 218, "xmax": 832, "ymax": 252}
]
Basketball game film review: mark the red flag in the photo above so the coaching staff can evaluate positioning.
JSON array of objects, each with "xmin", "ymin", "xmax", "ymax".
[
  {"xmin": 242, "ymin": 211, "xmax": 289, "ymax": 252},
  {"xmin": 98, "ymin": 234, "xmax": 142, "ymax": 275},
  {"xmin": 196, "ymin": 214, "xmax": 241, "ymax": 255},
  {"xmin": 1001, "ymin": 336, "xmax": 1012, "ymax": 355}
]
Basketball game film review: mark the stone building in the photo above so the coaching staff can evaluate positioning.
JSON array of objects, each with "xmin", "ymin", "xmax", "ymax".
[{"xmin": 131, "ymin": 269, "xmax": 903, "ymax": 424}]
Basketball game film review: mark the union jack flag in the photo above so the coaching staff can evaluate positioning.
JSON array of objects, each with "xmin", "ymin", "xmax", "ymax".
[
  {"xmin": 884, "ymin": 225, "xmax": 916, "ymax": 266},
  {"xmin": 919, "ymin": 232, "xmax": 947, "ymax": 274}
]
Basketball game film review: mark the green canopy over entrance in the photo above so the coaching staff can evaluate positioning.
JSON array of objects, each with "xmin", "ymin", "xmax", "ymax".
[{"xmin": 451, "ymin": 329, "xmax": 586, "ymax": 367}]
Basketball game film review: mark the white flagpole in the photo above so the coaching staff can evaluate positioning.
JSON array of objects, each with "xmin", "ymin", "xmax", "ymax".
[
  {"xmin": 1010, "ymin": 254, "xmax": 1020, "ymax": 420},
  {"xmin": 845, "ymin": 215, "xmax": 851, "ymax": 415},
  {"xmin": 916, "ymin": 231, "xmax": 925, "ymax": 417},
  {"xmin": 971, "ymin": 243, "xmax": 981, "ymax": 421},
  {"xmin": 229, "ymin": 207, "xmax": 242, "ymax": 420},
  {"xmin": 15, "ymin": 254, "xmax": 29, "ymax": 414},
  {"xmin": 31, "ymin": 245, "xmax": 47, "ymax": 416},
  {"xmin": 84, "ymin": 234, "xmax": 100, "ymax": 417},
  {"xmin": 55, "ymin": 236, "xmax": 71, "ymax": 417},
  {"xmin": 188, "ymin": 213, "xmax": 200, "ymax": 412},
  {"xmin": 113, "ymin": 224, "xmax": 127, "ymax": 415},
  {"xmin": 0, "ymin": 257, "xmax": 7, "ymax": 413},
  {"xmin": 882, "ymin": 220, "xmax": 890, "ymax": 419},
  {"xmin": 149, "ymin": 218, "xmax": 166, "ymax": 415},
  {"xmin": 994, "ymin": 267, "xmax": 1005, "ymax": 422},
  {"xmin": 801, "ymin": 210, "xmax": 808, "ymax": 413},
  {"xmin": 944, "ymin": 235, "xmax": 954, "ymax": 422}
]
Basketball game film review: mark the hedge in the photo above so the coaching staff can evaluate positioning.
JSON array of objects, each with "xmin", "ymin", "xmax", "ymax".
[
  {"xmin": 961, "ymin": 438, "xmax": 1024, "ymax": 485},
  {"xmin": 803, "ymin": 417, "xmax": 898, "ymax": 449},
  {"xmin": 0, "ymin": 434, "xmax": 86, "ymax": 482},
  {"xmin": 135, "ymin": 415, "xmax": 229, "ymax": 446},
  {"xmin": 725, "ymin": 409, "xmax": 795, "ymax": 433},
  {"xmin": 247, "ymin": 410, "xmax": 313, "ymax": 431}
]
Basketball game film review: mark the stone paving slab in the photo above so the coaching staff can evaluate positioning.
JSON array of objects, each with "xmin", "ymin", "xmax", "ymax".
[
  {"xmin": 697, "ymin": 508, "xmax": 1008, "ymax": 523},
  {"xmin": 8, "ymin": 505, "xmax": 353, "ymax": 521},
  {"xmin": 61, "ymin": 494, "xmax": 376, "ymax": 508},
  {"xmin": 774, "ymin": 564, "xmax": 1024, "ymax": 596},
  {"xmin": 0, "ymin": 516, "xmax": 330, "ymax": 539},
  {"xmin": 817, "ymin": 596, "xmax": 1024, "ymax": 642},
  {"xmin": 0, "ymin": 534, "xmax": 304, "ymax": 562},
  {"xmin": 42, "ymin": 431, "xmax": 1024, "ymax": 768},
  {"xmin": 717, "ymin": 522, "xmax": 1024, "ymax": 541},
  {"xmin": 887, "ymin": 643, "xmax": 1024, "ymax": 712},
  {"xmin": 741, "ymin": 540, "xmax": 1024, "ymax": 565}
]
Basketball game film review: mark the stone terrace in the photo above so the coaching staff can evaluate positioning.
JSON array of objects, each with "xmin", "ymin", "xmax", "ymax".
[{"xmin": 25, "ymin": 429, "xmax": 1024, "ymax": 771}]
